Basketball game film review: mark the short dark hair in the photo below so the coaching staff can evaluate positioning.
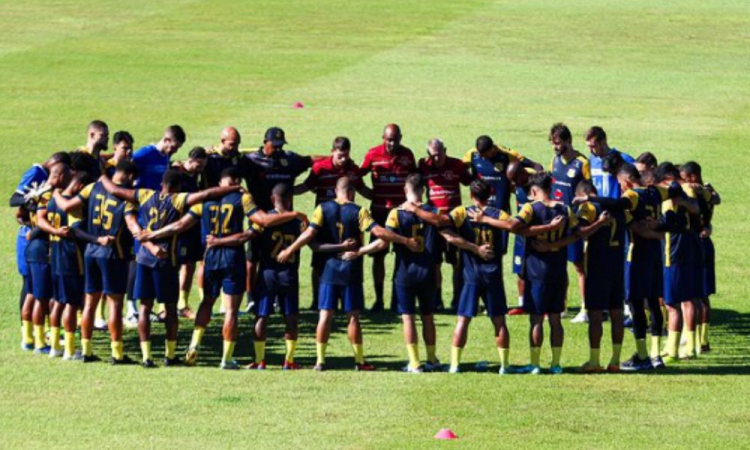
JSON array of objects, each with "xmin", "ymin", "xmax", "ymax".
[
  {"xmin": 618, "ymin": 164, "xmax": 641, "ymax": 182},
  {"xmin": 333, "ymin": 136, "xmax": 351, "ymax": 151},
  {"xmin": 271, "ymin": 182, "xmax": 291, "ymax": 199},
  {"xmin": 405, "ymin": 173, "xmax": 424, "ymax": 191},
  {"xmin": 116, "ymin": 160, "xmax": 139, "ymax": 177},
  {"xmin": 549, "ymin": 123, "xmax": 572, "ymax": 142},
  {"xmin": 220, "ymin": 166, "xmax": 240, "ymax": 181},
  {"xmin": 680, "ymin": 161, "xmax": 702, "ymax": 178},
  {"xmin": 87, "ymin": 120, "xmax": 108, "ymax": 132},
  {"xmin": 188, "ymin": 146, "xmax": 208, "ymax": 160},
  {"xmin": 529, "ymin": 172, "xmax": 553, "ymax": 192},
  {"xmin": 49, "ymin": 152, "xmax": 71, "ymax": 166},
  {"xmin": 470, "ymin": 179, "xmax": 492, "ymax": 202},
  {"xmin": 602, "ymin": 151, "xmax": 624, "ymax": 174},
  {"xmin": 476, "ymin": 135, "xmax": 494, "ymax": 154},
  {"xmin": 636, "ymin": 152, "xmax": 658, "ymax": 168},
  {"xmin": 575, "ymin": 179, "xmax": 596, "ymax": 196},
  {"xmin": 71, "ymin": 171, "xmax": 93, "ymax": 187},
  {"xmin": 113, "ymin": 130, "xmax": 134, "ymax": 146},
  {"xmin": 162, "ymin": 169, "xmax": 183, "ymax": 190},
  {"xmin": 69, "ymin": 152, "xmax": 91, "ymax": 173},
  {"xmin": 585, "ymin": 126, "xmax": 607, "ymax": 143},
  {"xmin": 655, "ymin": 162, "xmax": 680, "ymax": 183},
  {"xmin": 166, "ymin": 124, "xmax": 186, "ymax": 143}
]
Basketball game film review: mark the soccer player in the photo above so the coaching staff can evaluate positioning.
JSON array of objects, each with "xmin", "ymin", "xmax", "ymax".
[
  {"xmin": 360, "ymin": 123, "xmax": 417, "ymax": 312},
  {"xmin": 105, "ymin": 131, "xmax": 134, "ymax": 177},
  {"xmin": 507, "ymin": 160, "xmax": 535, "ymax": 315},
  {"xmin": 174, "ymin": 146, "xmax": 209, "ymax": 319},
  {"xmin": 585, "ymin": 127, "xmax": 634, "ymax": 199},
  {"xmin": 204, "ymin": 127, "xmax": 247, "ymax": 188},
  {"xmin": 295, "ymin": 136, "xmax": 371, "ymax": 310},
  {"xmin": 132, "ymin": 125, "xmax": 186, "ymax": 190},
  {"xmin": 52, "ymin": 161, "xmax": 139, "ymax": 364},
  {"xmin": 548, "ymin": 123, "xmax": 590, "ymax": 324},
  {"xmin": 418, "ymin": 138, "xmax": 471, "ymax": 311},
  {"xmin": 277, "ymin": 177, "xmax": 420, "ymax": 371},
  {"xmin": 139, "ymin": 167, "xmax": 306, "ymax": 368},
  {"xmin": 634, "ymin": 152, "xmax": 658, "ymax": 176},
  {"xmin": 74, "ymin": 120, "xmax": 110, "ymax": 178},
  {"xmin": 10, "ymin": 152, "xmax": 70, "ymax": 351}
]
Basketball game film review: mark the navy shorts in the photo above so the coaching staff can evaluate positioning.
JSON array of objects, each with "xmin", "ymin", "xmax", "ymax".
[
  {"xmin": 85, "ymin": 256, "xmax": 129, "ymax": 295},
  {"xmin": 245, "ymin": 239, "xmax": 261, "ymax": 264},
  {"xmin": 512, "ymin": 235, "xmax": 525, "ymax": 275},
  {"xmin": 457, "ymin": 283, "xmax": 507, "ymax": 317},
  {"xmin": 701, "ymin": 237, "xmax": 716, "ymax": 297},
  {"xmin": 28, "ymin": 261, "xmax": 52, "ymax": 301},
  {"xmin": 585, "ymin": 276, "xmax": 624, "ymax": 311},
  {"xmin": 204, "ymin": 266, "xmax": 246, "ymax": 298},
  {"xmin": 178, "ymin": 232, "xmax": 205, "ymax": 264},
  {"xmin": 394, "ymin": 283, "xmax": 436, "ymax": 315},
  {"xmin": 54, "ymin": 274, "xmax": 84, "ymax": 307},
  {"xmin": 319, "ymin": 283, "xmax": 364, "ymax": 312},
  {"xmin": 134, "ymin": 264, "xmax": 179, "ymax": 304},
  {"xmin": 625, "ymin": 258, "xmax": 662, "ymax": 301},
  {"xmin": 567, "ymin": 240, "xmax": 584, "ymax": 263},
  {"xmin": 255, "ymin": 279, "xmax": 299, "ymax": 318},
  {"xmin": 523, "ymin": 279, "xmax": 566, "ymax": 315},
  {"xmin": 664, "ymin": 263, "xmax": 694, "ymax": 306}
]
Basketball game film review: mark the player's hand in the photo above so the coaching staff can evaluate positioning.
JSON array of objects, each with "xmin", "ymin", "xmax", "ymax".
[
  {"xmin": 56, "ymin": 226, "xmax": 71, "ymax": 238},
  {"xmin": 152, "ymin": 245, "xmax": 168, "ymax": 259},
  {"xmin": 599, "ymin": 211, "xmax": 611, "ymax": 223},
  {"xmin": 475, "ymin": 244, "xmax": 494, "ymax": 261},
  {"xmin": 97, "ymin": 236, "xmax": 115, "ymax": 247},
  {"xmin": 402, "ymin": 201, "xmax": 418, "ymax": 213},
  {"xmin": 341, "ymin": 251, "xmax": 360, "ymax": 261},
  {"xmin": 550, "ymin": 215, "xmax": 565, "ymax": 230},
  {"xmin": 205, "ymin": 235, "xmax": 218, "ymax": 248},
  {"xmin": 467, "ymin": 208, "xmax": 485, "ymax": 223},
  {"xmin": 572, "ymin": 195, "xmax": 588, "ymax": 206},
  {"xmin": 404, "ymin": 238, "xmax": 420, "ymax": 252},
  {"xmin": 531, "ymin": 240, "xmax": 552, "ymax": 252},
  {"xmin": 277, "ymin": 249, "xmax": 292, "ymax": 264},
  {"xmin": 644, "ymin": 217, "xmax": 659, "ymax": 230},
  {"xmin": 295, "ymin": 212, "xmax": 309, "ymax": 226},
  {"xmin": 341, "ymin": 238, "xmax": 358, "ymax": 252},
  {"xmin": 700, "ymin": 228, "xmax": 712, "ymax": 238},
  {"xmin": 136, "ymin": 230, "xmax": 152, "ymax": 242}
]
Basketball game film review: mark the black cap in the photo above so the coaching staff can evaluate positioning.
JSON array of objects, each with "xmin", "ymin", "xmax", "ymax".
[{"xmin": 264, "ymin": 127, "xmax": 287, "ymax": 147}]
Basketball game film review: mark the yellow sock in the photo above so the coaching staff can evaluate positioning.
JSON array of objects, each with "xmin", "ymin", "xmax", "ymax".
[
  {"xmin": 285, "ymin": 339, "xmax": 297, "ymax": 363},
  {"xmin": 352, "ymin": 343, "xmax": 365, "ymax": 364},
  {"xmin": 95, "ymin": 300, "xmax": 105, "ymax": 322},
  {"xmin": 45, "ymin": 315, "xmax": 50, "ymax": 333},
  {"xmin": 178, "ymin": 290, "xmax": 189, "ymax": 310},
  {"xmin": 694, "ymin": 326, "xmax": 703, "ymax": 355},
  {"xmin": 650, "ymin": 335, "xmax": 661, "ymax": 359},
  {"xmin": 222, "ymin": 340, "xmax": 235, "ymax": 363},
  {"xmin": 33, "ymin": 324, "xmax": 45, "ymax": 349},
  {"xmin": 253, "ymin": 340, "xmax": 266, "ymax": 363},
  {"xmin": 610, "ymin": 344, "xmax": 622, "ymax": 366},
  {"xmin": 551, "ymin": 347, "xmax": 562, "ymax": 367},
  {"xmin": 64, "ymin": 332, "xmax": 75, "ymax": 357},
  {"xmin": 82, "ymin": 338, "xmax": 93, "ymax": 357},
  {"xmin": 589, "ymin": 348, "xmax": 601, "ymax": 367},
  {"xmin": 667, "ymin": 330, "xmax": 680, "ymax": 358},
  {"xmin": 50, "ymin": 326, "xmax": 62, "ymax": 352},
  {"xmin": 189, "ymin": 326, "xmax": 205, "ymax": 349},
  {"xmin": 198, "ymin": 287, "xmax": 205, "ymax": 302},
  {"xmin": 22, "ymin": 320, "xmax": 34, "ymax": 345},
  {"xmin": 155, "ymin": 303, "xmax": 165, "ymax": 316},
  {"xmin": 166, "ymin": 340, "xmax": 176, "ymax": 359},
  {"xmin": 406, "ymin": 343, "xmax": 420, "ymax": 369},
  {"xmin": 700, "ymin": 323, "xmax": 709, "ymax": 346},
  {"xmin": 111, "ymin": 340, "xmax": 123, "ymax": 360},
  {"xmin": 140, "ymin": 341, "xmax": 152, "ymax": 362},
  {"xmin": 498, "ymin": 348, "xmax": 510, "ymax": 368},
  {"xmin": 316, "ymin": 342, "xmax": 327, "ymax": 365},
  {"xmin": 530, "ymin": 347, "xmax": 541, "ymax": 366},
  {"xmin": 450, "ymin": 346, "xmax": 462, "ymax": 371},
  {"xmin": 426, "ymin": 345, "xmax": 438, "ymax": 364},
  {"xmin": 636, "ymin": 338, "xmax": 648, "ymax": 359},
  {"xmin": 684, "ymin": 330, "xmax": 696, "ymax": 357}
]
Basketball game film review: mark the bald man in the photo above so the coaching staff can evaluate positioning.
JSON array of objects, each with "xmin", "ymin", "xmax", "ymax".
[
  {"xmin": 204, "ymin": 127, "xmax": 247, "ymax": 188},
  {"xmin": 360, "ymin": 124, "xmax": 417, "ymax": 312}
]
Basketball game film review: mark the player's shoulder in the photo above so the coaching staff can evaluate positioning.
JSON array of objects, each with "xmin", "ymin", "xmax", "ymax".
[
  {"xmin": 462, "ymin": 148, "xmax": 478, "ymax": 163},
  {"xmin": 312, "ymin": 156, "xmax": 333, "ymax": 171},
  {"xmin": 575, "ymin": 151, "xmax": 589, "ymax": 163}
]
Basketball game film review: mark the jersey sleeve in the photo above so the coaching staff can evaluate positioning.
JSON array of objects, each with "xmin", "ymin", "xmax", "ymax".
[
  {"xmin": 624, "ymin": 210, "xmax": 634, "ymax": 226},
  {"xmin": 515, "ymin": 203, "xmax": 534, "ymax": 224},
  {"xmin": 77, "ymin": 183, "xmax": 95, "ymax": 202},
  {"xmin": 124, "ymin": 201, "xmax": 137, "ymax": 216},
  {"xmin": 358, "ymin": 208, "xmax": 376, "ymax": 232},
  {"xmin": 498, "ymin": 145, "xmax": 525, "ymax": 162},
  {"xmin": 302, "ymin": 166, "xmax": 318, "ymax": 191},
  {"xmin": 37, "ymin": 192, "xmax": 52, "ymax": 211},
  {"xmin": 622, "ymin": 189, "xmax": 639, "ymax": 211},
  {"xmin": 576, "ymin": 202, "xmax": 597, "ymax": 225},
  {"xmin": 135, "ymin": 188, "xmax": 154, "ymax": 204},
  {"xmin": 241, "ymin": 193, "xmax": 258, "ymax": 217},
  {"xmin": 581, "ymin": 158, "xmax": 591, "ymax": 180},
  {"xmin": 359, "ymin": 150, "xmax": 373, "ymax": 175},
  {"xmin": 498, "ymin": 210, "xmax": 510, "ymax": 221},
  {"xmin": 15, "ymin": 166, "xmax": 45, "ymax": 194},
  {"xmin": 188, "ymin": 203, "xmax": 203, "ymax": 218},
  {"xmin": 172, "ymin": 193, "xmax": 190, "ymax": 213},
  {"xmin": 462, "ymin": 149, "xmax": 475, "ymax": 166},
  {"xmin": 449, "ymin": 206, "xmax": 467, "ymax": 228},
  {"xmin": 567, "ymin": 206, "xmax": 579, "ymax": 230},
  {"xmin": 310, "ymin": 205, "xmax": 324, "ymax": 229},
  {"xmin": 293, "ymin": 153, "xmax": 313, "ymax": 177},
  {"xmin": 385, "ymin": 208, "xmax": 399, "ymax": 230}
]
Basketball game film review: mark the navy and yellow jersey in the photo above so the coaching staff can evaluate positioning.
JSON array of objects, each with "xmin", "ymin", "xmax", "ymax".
[
  {"xmin": 256, "ymin": 211, "xmax": 306, "ymax": 279},
  {"xmin": 622, "ymin": 183, "xmax": 680, "ymax": 264},
  {"xmin": 516, "ymin": 200, "xmax": 578, "ymax": 283},
  {"xmin": 77, "ymin": 181, "xmax": 134, "ymax": 260},
  {"xmin": 25, "ymin": 192, "xmax": 52, "ymax": 263},
  {"xmin": 188, "ymin": 192, "xmax": 258, "ymax": 270},
  {"xmin": 175, "ymin": 166, "xmax": 203, "ymax": 255},
  {"xmin": 309, "ymin": 200, "xmax": 376, "ymax": 285},
  {"xmin": 385, "ymin": 204, "xmax": 440, "ymax": 287},
  {"xmin": 203, "ymin": 147, "xmax": 246, "ymax": 188},
  {"xmin": 661, "ymin": 185, "xmax": 700, "ymax": 268},
  {"xmin": 47, "ymin": 195, "xmax": 86, "ymax": 276},
  {"xmin": 550, "ymin": 151, "xmax": 590, "ymax": 205},
  {"xmin": 74, "ymin": 146, "xmax": 102, "ymax": 178},
  {"xmin": 104, "ymin": 158, "xmax": 118, "ymax": 178},
  {"xmin": 449, "ymin": 205, "xmax": 508, "ymax": 286},
  {"xmin": 577, "ymin": 202, "xmax": 632, "ymax": 279},
  {"xmin": 129, "ymin": 189, "xmax": 190, "ymax": 268},
  {"xmin": 463, "ymin": 145, "xmax": 524, "ymax": 212}
]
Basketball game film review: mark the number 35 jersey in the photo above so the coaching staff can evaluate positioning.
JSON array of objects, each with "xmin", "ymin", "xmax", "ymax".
[
  {"xmin": 77, "ymin": 182, "xmax": 134, "ymax": 260},
  {"xmin": 449, "ymin": 205, "xmax": 508, "ymax": 286},
  {"xmin": 188, "ymin": 192, "xmax": 258, "ymax": 271}
]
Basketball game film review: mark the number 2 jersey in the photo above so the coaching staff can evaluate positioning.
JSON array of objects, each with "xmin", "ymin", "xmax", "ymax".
[
  {"xmin": 385, "ymin": 204, "xmax": 441, "ymax": 287},
  {"xmin": 255, "ymin": 210, "xmax": 306, "ymax": 288},
  {"xmin": 77, "ymin": 182, "xmax": 134, "ymax": 261},
  {"xmin": 449, "ymin": 205, "xmax": 508, "ymax": 286},
  {"xmin": 128, "ymin": 189, "xmax": 191, "ymax": 268},
  {"xmin": 577, "ymin": 202, "xmax": 631, "ymax": 281}
]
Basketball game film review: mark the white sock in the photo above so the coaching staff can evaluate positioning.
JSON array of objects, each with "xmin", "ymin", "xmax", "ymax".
[
  {"xmin": 127, "ymin": 300, "xmax": 138, "ymax": 317},
  {"xmin": 517, "ymin": 296, "xmax": 524, "ymax": 307}
]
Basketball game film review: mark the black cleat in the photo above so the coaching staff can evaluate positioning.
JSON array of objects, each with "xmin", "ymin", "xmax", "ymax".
[
  {"xmin": 164, "ymin": 357, "xmax": 182, "ymax": 367},
  {"xmin": 620, "ymin": 354, "xmax": 653, "ymax": 372},
  {"xmin": 82, "ymin": 354, "xmax": 101, "ymax": 363},
  {"xmin": 110, "ymin": 355, "xmax": 135, "ymax": 365},
  {"xmin": 369, "ymin": 302, "xmax": 384, "ymax": 313},
  {"xmin": 142, "ymin": 359, "xmax": 157, "ymax": 368}
]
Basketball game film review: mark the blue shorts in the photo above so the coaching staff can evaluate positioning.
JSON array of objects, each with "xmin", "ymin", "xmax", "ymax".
[
  {"xmin": 585, "ymin": 276, "xmax": 624, "ymax": 311},
  {"xmin": 54, "ymin": 274, "xmax": 84, "ymax": 307},
  {"xmin": 523, "ymin": 279, "xmax": 566, "ymax": 315},
  {"xmin": 319, "ymin": 283, "xmax": 364, "ymax": 312},
  {"xmin": 245, "ymin": 239, "xmax": 261, "ymax": 263},
  {"xmin": 255, "ymin": 281, "xmax": 299, "ymax": 318},
  {"xmin": 512, "ymin": 235, "xmax": 525, "ymax": 275},
  {"xmin": 28, "ymin": 261, "xmax": 52, "ymax": 300},
  {"xmin": 178, "ymin": 233, "xmax": 204, "ymax": 264},
  {"xmin": 663, "ymin": 263, "xmax": 694, "ymax": 306},
  {"xmin": 701, "ymin": 237, "xmax": 716, "ymax": 297},
  {"xmin": 625, "ymin": 258, "xmax": 662, "ymax": 301},
  {"xmin": 22, "ymin": 275, "xmax": 32, "ymax": 298},
  {"xmin": 85, "ymin": 256, "xmax": 129, "ymax": 295},
  {"xmin": 394, "ymin": 283, "xmax": 436, "ymax": 315},
  {"xmin": 567, "ymin": 240, "xmax": 584, "ymax": 263},
  {"xmin": 458, "ymin": 283, "xmax": 507, "ymax": 317},
  {"xmin": 134, "ymin": 264, "xmax": 179, "ymax": 304},
  {"xmin": 204, "ymin": 266, "xmax": 246, "ymax": 298}
]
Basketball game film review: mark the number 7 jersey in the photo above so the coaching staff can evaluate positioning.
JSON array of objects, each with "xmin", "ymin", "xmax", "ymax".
[{"xmin": 77, "ymin": 182, "xmax": 134, "ymax": 260}]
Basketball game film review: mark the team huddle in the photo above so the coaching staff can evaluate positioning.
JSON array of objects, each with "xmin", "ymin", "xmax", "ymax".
[{"xmin": 11, "ymin": 120, "xmax": 719, "ymax": 374}]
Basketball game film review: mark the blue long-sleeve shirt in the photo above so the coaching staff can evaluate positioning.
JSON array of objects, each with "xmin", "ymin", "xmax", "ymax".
[
  {"xmin": 589, "ymin": 148, "xmax": 634, "ymax": 198},
  {"xmin": 133, "ymin": 144, "xmax": 170, "ymax": 190}
]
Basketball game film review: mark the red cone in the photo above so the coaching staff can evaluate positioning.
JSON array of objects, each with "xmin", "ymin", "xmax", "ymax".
[
  {"xmin": 434, "ymin": 428, "xmax": 458, "ymax": 440},
  {"xmin": 293, "ymin": 101, "xmax": 304, "ymax": 109}
]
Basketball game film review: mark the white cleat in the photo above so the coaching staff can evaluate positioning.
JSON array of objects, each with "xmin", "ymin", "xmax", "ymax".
[
  {"xmin": 63, "ymin": 352, "xmax": 84, "ymax": 361},
  {"xmin": 93, "ymin": 318, "xmax": 108, "ymax": 330},
  {"xmin": 124, "ymin": 314, "xmax": 139, "ymax": 329},
  {"xmin": 570, "ymin": 311, "xmax": 588, "ymax": 324},
  {"xmin": 403, "ymin": 365, "xmax": 423, "ymax": 373},
  {"xmin": 48, "ymin": 348, "xmax": 63, "ymax": 358},
  {"xmin": 220, "ymin": 359, "xmax": 240, "ymax": 370}
]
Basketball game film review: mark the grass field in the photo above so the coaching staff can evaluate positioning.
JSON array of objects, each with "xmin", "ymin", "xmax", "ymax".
[{"xmin": 1, "ymin": 0, "xmax": 750, "ymax": 448}]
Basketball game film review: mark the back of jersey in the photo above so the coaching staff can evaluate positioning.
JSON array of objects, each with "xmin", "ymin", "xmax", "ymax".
[
  {"xmin": 386, "ymin": 205, "xmax": 439, "ymax": 287},
  {"xmin": 47, "ymin": 196, "xmax": 86, "ymax": 276},
  {"xmin": 519, "ymin": 201, "xmax": 573, "ymax": 283},
  {"xmin": 80, "ymin": 182, "xmax": 133, "ymax": 260},
  {"xmin": 450, "ymin": 205, "xmax": 506, "ymax": 286},
  {"xmin": 199, "ymin": 191, "xmax": 253, "ymax": 270},
  {"xmin": 579, "ymin": 202, "xmax": 628, "ymax": 279}
]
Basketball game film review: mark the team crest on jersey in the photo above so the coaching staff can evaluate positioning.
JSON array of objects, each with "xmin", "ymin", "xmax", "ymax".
[
  {"xmin": 494, "ymin": 162, "xmax": 504, "ymax": 172},
  {"xmin": 554, "ymin": 189, "xmax": 563, "ymax": 200},
  {"xmin": 567, "ymin": 168, "xmax": 576, "ymax": 178},
  {"xmin": 280, "ymin": 158, "xmax": 288, "ymax": 167}
]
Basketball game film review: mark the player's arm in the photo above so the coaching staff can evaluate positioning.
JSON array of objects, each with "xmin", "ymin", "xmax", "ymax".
[
  {"xmin": 341, "ymin": 239, "xmax": 388, "ymax": 260},
  {"xmin": 309, "ymin": 238, "xmax": 359, "ymax": 254},
  {"xmin": 630, "ymin": 220, "xmax": 664, "ymax": 240},
  {"xmin": 140, "ymin": 213, "xmax": 199, "ymax": 242},
  {"xmin": 36, "ymin": 206, "xmax": 69, "ymax": 238},
  {"xmin": 401, "ymin": 202, "xmax": 451, "ymax": 228},
  {"xmin": 706, "ymin": 183, "xmax": 721, "ymax": 205},
  {"xmin": 355, "ymin": 183, "xmax": 374, "ymax": 200},
  {"xmin": 293, "ymin": 183, "xmax": 311, "ymax": 195},
  {"xmin": 184, "ymin": 185, "xmax": 242, "ymax": 207},
  {"xmin": 370, "ymin": 225, "xmax": 418, "ymax": 250},
  {"xmin": 9, "ymin": 192, "xmax": 26, "ymax": 207},
  {"xmin": 276, "ymin": 227, "xmax": 319, "ymax": 263},
  {"xmin": 574, "ymin": 193, "xmax": 632, "ymax": 211},
  {"xmin": 125, "ymin": 213, "xmax": 167, "ymax": 259},
  {"xmin": 100, "ymin": 173, "xmax": 138, "ymax": 203},
  {"xmin": 69, "ymin": 224, "xmax": 114, "ymax": 246},
  {"xmin": 51, "ymin": 189, "xmax": 84, "ymax": 213},
  {"xmin": 205, "ymin": 229, "xmax": 258, "ymax": 248},
  {"xmin": 439, "ymin": 229, "xmax": 494, "ymax": 261},
  {"xmin": 249, "ymin": 209, "xmax": 307, "ymax": 228}
]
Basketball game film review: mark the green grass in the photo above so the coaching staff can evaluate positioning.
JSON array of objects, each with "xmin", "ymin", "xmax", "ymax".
[{"xmin": 1, "ymin": 0, "xmax": 750, "ymax": 448}]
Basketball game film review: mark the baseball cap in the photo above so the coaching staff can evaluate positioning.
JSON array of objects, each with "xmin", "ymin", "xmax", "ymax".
[{"xmin": 264, "ymin": 127, "xmax": 287, "ymax": 147}]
